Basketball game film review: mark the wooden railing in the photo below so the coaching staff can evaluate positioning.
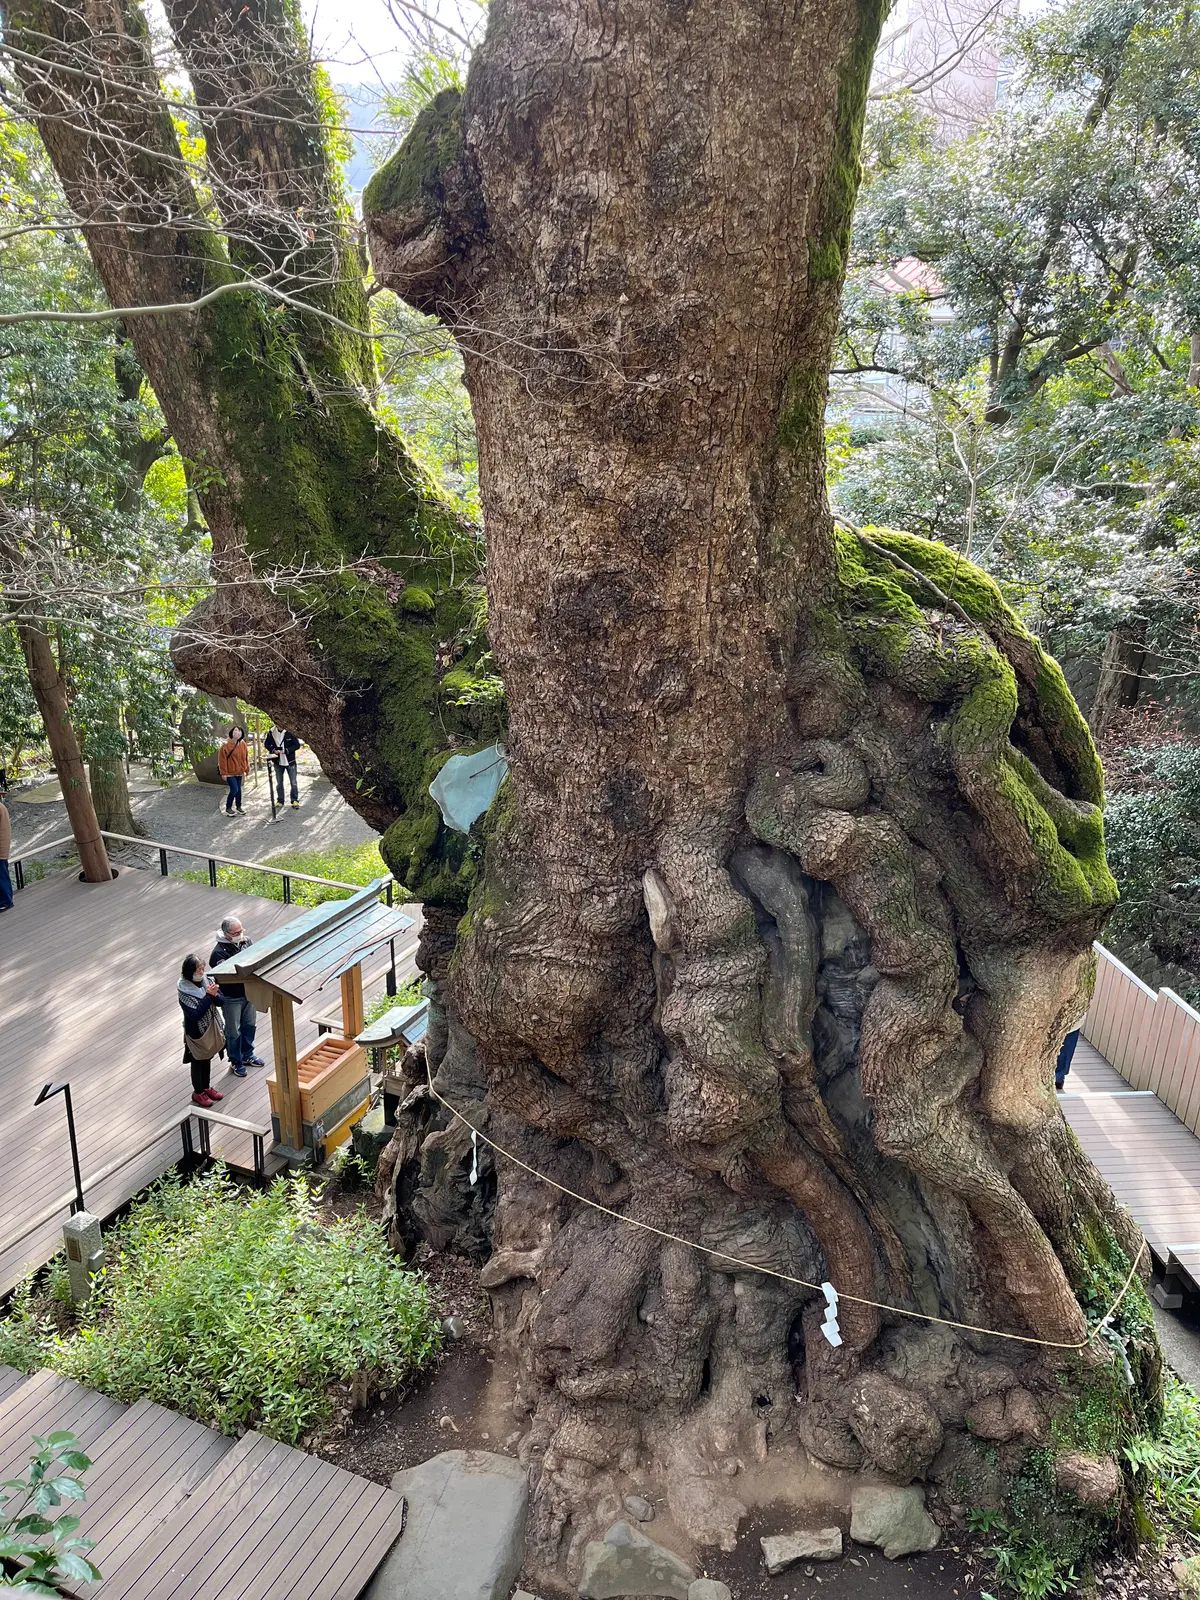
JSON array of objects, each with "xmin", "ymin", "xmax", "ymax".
[{"xmin": 1085, "ymin": 943, "xmax": 1200, "ymax": 1134}]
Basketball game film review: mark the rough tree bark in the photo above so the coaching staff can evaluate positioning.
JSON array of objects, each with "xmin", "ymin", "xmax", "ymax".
[
  {"xmin": 363, "ymin": 0, "xmax": 1161, "ymax": 1576},
  {"xmin": 19, "ymin": 623, "xmax": 112, "ymax": 881},
  {"xmin": 4, "ymin": 0, "xmax": 493, "ymax": 907},
  {"xmin": 1089, "ymin": 622, "xmax": 1147, "ymax": 740},
  {"xmin": 88, "ymin": 754, "xmax": 139, "ymax": 836},
  {"xmin": 9, "ymin": 0, "xmax": 1163, "ymax": 1582}
]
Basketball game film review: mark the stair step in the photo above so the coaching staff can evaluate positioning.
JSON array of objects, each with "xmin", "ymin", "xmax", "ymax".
[
  {"xmin": 0, "ymin": 1364, "xmax": 26, "ymax": 1404},
  {"xmin": 0, "ymin": 1369, "xmax": 127, "ymax": 1481},
  {"xmin": 59, "ymin": 1397, "xmax": 235, "ymax": 1596},
  {"xmin": 91, "ymin": 1425, "xmax": 405, "ymax": 1600}
]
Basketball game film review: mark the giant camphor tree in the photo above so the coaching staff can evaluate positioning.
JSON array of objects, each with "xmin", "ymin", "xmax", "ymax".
[{"xmin": 1, "ymin": 0, "xmax": 1162, "ymax": 1583}]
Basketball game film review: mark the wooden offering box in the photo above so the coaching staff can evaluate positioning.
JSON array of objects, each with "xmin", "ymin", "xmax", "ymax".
[{"xmin": 268, "ymin": 1035, "xmax": 369, "ymax": 1160}]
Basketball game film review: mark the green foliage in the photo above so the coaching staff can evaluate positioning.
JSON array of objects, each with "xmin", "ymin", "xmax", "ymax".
[
  {"xmin": 179, "ymin": 840, "xmax": 389, "ymax": 907},
  {"xmin": 0, "ymin": 117, "xmax": 199, "ymax": 779},
  {"xmin": 1103, "ymin": 744, "xmax": 1200, "ymax": 1000},
  {"xmin": 0, "ymin": 1172, "xmax": 440, "ymax": 1445},
  {"xmin": 0, "ymin": 1431, "xmax": 99, "ymax": 1595},
  {"xmin": 1124, "ymin": 1375, "xmax": 1200, "ymax": 1533}
]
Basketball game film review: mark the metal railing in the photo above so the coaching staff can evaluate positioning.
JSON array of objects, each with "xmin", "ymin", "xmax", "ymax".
[
  {"xmin": 11, "ymin": 827, "xmax": 396, "ymax": 907},
  {"xmin": 0, "ymin": 1102, "xmax": 282, "ymax": 1268},
  {"xmin": 0, "ymin": 1112, "xmax": 194, "ymax": 1261}
]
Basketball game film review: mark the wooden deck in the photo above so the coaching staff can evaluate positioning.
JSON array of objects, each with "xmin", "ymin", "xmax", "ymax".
[
  {"xmin": 0, "ymin": 868, "xmax": 420, "ymax": 1295},
  {"xmin": 1062, "ymin": 1038, "xmax": 1200, "ymax": 1290},
  {"xmin": 0, "ymin": 1367, "xmax": 406, "ymax": 1600}
]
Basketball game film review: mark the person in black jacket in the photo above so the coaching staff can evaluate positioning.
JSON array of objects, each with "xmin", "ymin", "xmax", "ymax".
[
  {"xmin": 177, "ymin": 953, "xmax": 226, "ymax": 1108},
  {"xmin": 209, "ymin": 916, "xmax": 264, "ymax": 1076},
  {"xmin": 265, "ymin": 727, "xmax": 303, "ymax": 809}
]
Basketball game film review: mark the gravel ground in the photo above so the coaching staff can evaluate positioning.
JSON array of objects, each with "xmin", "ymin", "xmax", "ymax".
[{"xmin": 8, "ymin": 750, "xmax": 378, "ymax": 868}]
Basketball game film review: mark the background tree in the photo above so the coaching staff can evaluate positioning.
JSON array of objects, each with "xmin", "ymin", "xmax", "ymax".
[
  {"xmin": 2, "ymin": 0, "xmax": 1162, "ymax": 1589},
  {"xmin": 832, "ymin": 0, "xmax": 1200, "ymax": 995}
]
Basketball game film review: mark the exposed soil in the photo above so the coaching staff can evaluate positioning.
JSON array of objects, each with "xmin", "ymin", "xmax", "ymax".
[
  {"xmin": 312, "ymin": 1230, "xmax": 518, "ymax": 1486},
  {"xmin": 695, "ymin": 1538, "xmax": 984, "ymax": 1600}
]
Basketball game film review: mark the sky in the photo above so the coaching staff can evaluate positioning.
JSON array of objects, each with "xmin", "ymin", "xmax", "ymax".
[{"xmin": 302, "ymin": 0, "xmax": 411, "ymax": 87}]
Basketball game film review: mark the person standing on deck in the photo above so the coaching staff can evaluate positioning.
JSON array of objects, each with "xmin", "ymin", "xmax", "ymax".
[
  {"xmin": 209, "ymin": 915, "xmax": 265, "ymax": 1077},
  {"xmin": 218, "ymin": 726, "xmax": 249, "ymax": 816},
  {"xmin": 178, "ymin": 953, "xmax": 226, "ymax": 1108},
  {"xmin": 0, "ymin": 793, "xmax": 12, "ymax": 913},
  {"xmin": 1056, "ymin": 1003, "xmax": 1089, "ymax": 1092},
  {"xmin": 265, "ymin": 727, "xmax": 303, "ymax": 810}
]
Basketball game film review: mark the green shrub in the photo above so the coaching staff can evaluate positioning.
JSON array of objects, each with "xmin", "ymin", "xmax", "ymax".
[
  {"xmin": 0, "ymin": 1172, "xmax": 440, "ymax": 1444},
  {"xmin": 1125, "ymin": 1373, "xmax": 1200, "ymax": 1533},
  {"xmin": 180, "ymin": 840, "xmax": 391, "ymax": 907}
]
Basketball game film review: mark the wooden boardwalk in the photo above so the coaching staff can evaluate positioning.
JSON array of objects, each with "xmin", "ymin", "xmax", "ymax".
[
  {"xmin": 0, "ymin": 1366, "xmax": 406, "ymax": 1600},
  {"xmin": 1062, "ymin": 1038, "xmax": 1200, "ymax": 1291},
  {"xmin": 0, "ymin": 868, "xmax": 420, "ymax": 1294}
]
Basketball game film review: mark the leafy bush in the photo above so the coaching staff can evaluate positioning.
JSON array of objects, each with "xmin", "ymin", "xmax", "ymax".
[
  {"xmin": 0, "ymin": 1431, "xmax": 99, "ymax": 1595},
  {"xmin": 0, "ymin": 1172, "xmax": 440, "ymax": 1445},
  {"xmin": 1126, "ymin": 1374, "xmax": 1200, "ymax": 1533},
  {"xmin": 180, "ymin": 840, "xmax": 391, "ymax": 908},
  {"xmin": 1103, "ymin": 745, "xmax": 1200, "ymax": 1002}
]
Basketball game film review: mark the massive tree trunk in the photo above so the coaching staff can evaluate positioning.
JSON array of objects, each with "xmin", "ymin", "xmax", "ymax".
[
  {"xmin": 9, "ymin": 0, "xmax": 1162, "ymax": 1582},
  {"xmin": 364, "ymin": 0, "xmax": 1160, "ymax": 1576}
]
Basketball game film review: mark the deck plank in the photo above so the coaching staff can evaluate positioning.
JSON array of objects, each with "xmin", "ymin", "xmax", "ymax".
[
  {"xmin": 1063, "ymin": 1047, "xmax": 1200, "ymax": 1293},
  {"xmin": 0, "ymin": 870, "xmax": 356, "ymax": 1292}
]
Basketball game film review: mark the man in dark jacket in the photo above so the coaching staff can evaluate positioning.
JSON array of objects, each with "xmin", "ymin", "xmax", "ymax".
[
  {"xmin": 265, "ymin": 727, "xmax": 303, "ymax": 809},
  {"xmin": 209, "ymin": 915, "xmax": 264, "ymax": 1076}
]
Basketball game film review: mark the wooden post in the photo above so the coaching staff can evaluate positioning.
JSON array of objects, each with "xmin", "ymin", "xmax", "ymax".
[
  {"xmin": 270, "ymin": 994, "xmax": 303, "ymax": 1150},
  {"xmin": 340, "ymin": 964, "xmax": 364, "ymax": 1039}
]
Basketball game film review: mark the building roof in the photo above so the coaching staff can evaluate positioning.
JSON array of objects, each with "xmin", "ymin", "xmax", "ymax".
[{"xmin": 208, "ymin": 880, "xmax": 414, "ymax": 1004}]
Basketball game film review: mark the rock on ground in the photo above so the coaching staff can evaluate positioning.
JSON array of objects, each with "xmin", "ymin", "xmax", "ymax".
[
  {"xmin": 363, "ymin": 1449, "xmax": 527, "ymax": 1600},
  {"xmin": 688, "ymin": 1582, "xmax": 733, "ymax": 1600},
  {"xmin": 577, "ymin": 1519, "xmax": 697, "ymax": 1599},
  {"xmin": 761, "ymin": 1527, "xmax": 843, "ymax": 1574},
  {"xmin": 624, "ymin": 1494, "xmax": 655, "ymax": 1522},
  {"xmin": 850, "ymin": 1485, "xmax": 940, "ymax": 1561}
]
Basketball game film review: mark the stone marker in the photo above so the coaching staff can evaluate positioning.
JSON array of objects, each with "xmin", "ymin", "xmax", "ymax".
[
  {"xmin": 850, "ymin": 1485, "xmax": 940, "ymax": 1560},
  {"xmin": 760, "ymin": 1527, "xmax": 843, "ymax": 1574},
  {"xmin": 363, "ymin": 1450, "xmax": 528, "ymax": 1600},
  {"xmin": 577, "ymin": 1519, "xmax": 696, "ymax": 1599},
  {"xmin": 689, "ymin": 1581, "xmax": 733, "ymax": 1600}
]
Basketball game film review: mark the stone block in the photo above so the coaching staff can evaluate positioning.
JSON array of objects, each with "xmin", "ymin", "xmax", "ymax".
[
  {"xmin": 577, "ymin": 1519, "xmax": 696, "ymax": 1599},
  {"xmin": 689, "ymin": 1581, "xmax": 733, "ymax": 1600},
  {"xmin": 364, "ymin": 1450, "xmax": 528, "ymax": 1600},
  {"xmin": 850, "ymin": 1485, "xmax": 940, "ymax": 1560},
  {"xmin": 761, "ymin": 1526, "xmax": 843, "ymax": 1574},
  {"xmin": 351, "ymin": 1104, "xmax": 394, "ymax": 1165}
]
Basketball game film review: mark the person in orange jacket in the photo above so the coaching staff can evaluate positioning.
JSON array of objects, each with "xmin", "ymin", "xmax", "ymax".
[{"xmin": 217, "ymin": 725, "xmax": 250, "ymax": 816}]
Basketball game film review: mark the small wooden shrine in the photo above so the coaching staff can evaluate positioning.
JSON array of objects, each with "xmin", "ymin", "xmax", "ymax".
[{"xmin": 208, "ymin": 880, "xmax": 414, "ymax": 1161}]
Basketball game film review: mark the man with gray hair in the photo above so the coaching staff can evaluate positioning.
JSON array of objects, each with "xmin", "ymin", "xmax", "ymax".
[{"xmin": 209, "ymin": 915, "xmax": 264, "ymax": 1077}]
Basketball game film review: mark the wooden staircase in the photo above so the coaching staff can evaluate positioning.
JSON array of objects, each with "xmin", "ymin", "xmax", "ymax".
[{"xmin": 0, "ymin": 1368, "xmax": 406, "ymax": 1600}]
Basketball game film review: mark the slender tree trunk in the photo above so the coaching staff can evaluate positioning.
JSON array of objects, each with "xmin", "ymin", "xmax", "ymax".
[
  {"xmin": 363, "ymin": 0, "xmax": 1159, "ymax": 1578},
  {"xmin": 1188, "ymin": 332, "xmax": 1200, "ymax": 389},
  {"xmin": 19, "ymin": 624, "xmax": 112, "ymax": 882},
  {"xmin": 4, "ymin": 0, "xmax": 483, "ymax": 897},
  {"xmin": 1089, "ymin": 622, "xmax": 1147, "ymax": 739},
  {"xmin": 88, "ymin": 751, "xmax": 140, "ymax": 836}
]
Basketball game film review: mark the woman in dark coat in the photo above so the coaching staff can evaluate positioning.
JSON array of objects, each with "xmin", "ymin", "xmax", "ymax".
[{"xmin": 178, "ymin": 952, "xmax": 226, "ymax": 1107}]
